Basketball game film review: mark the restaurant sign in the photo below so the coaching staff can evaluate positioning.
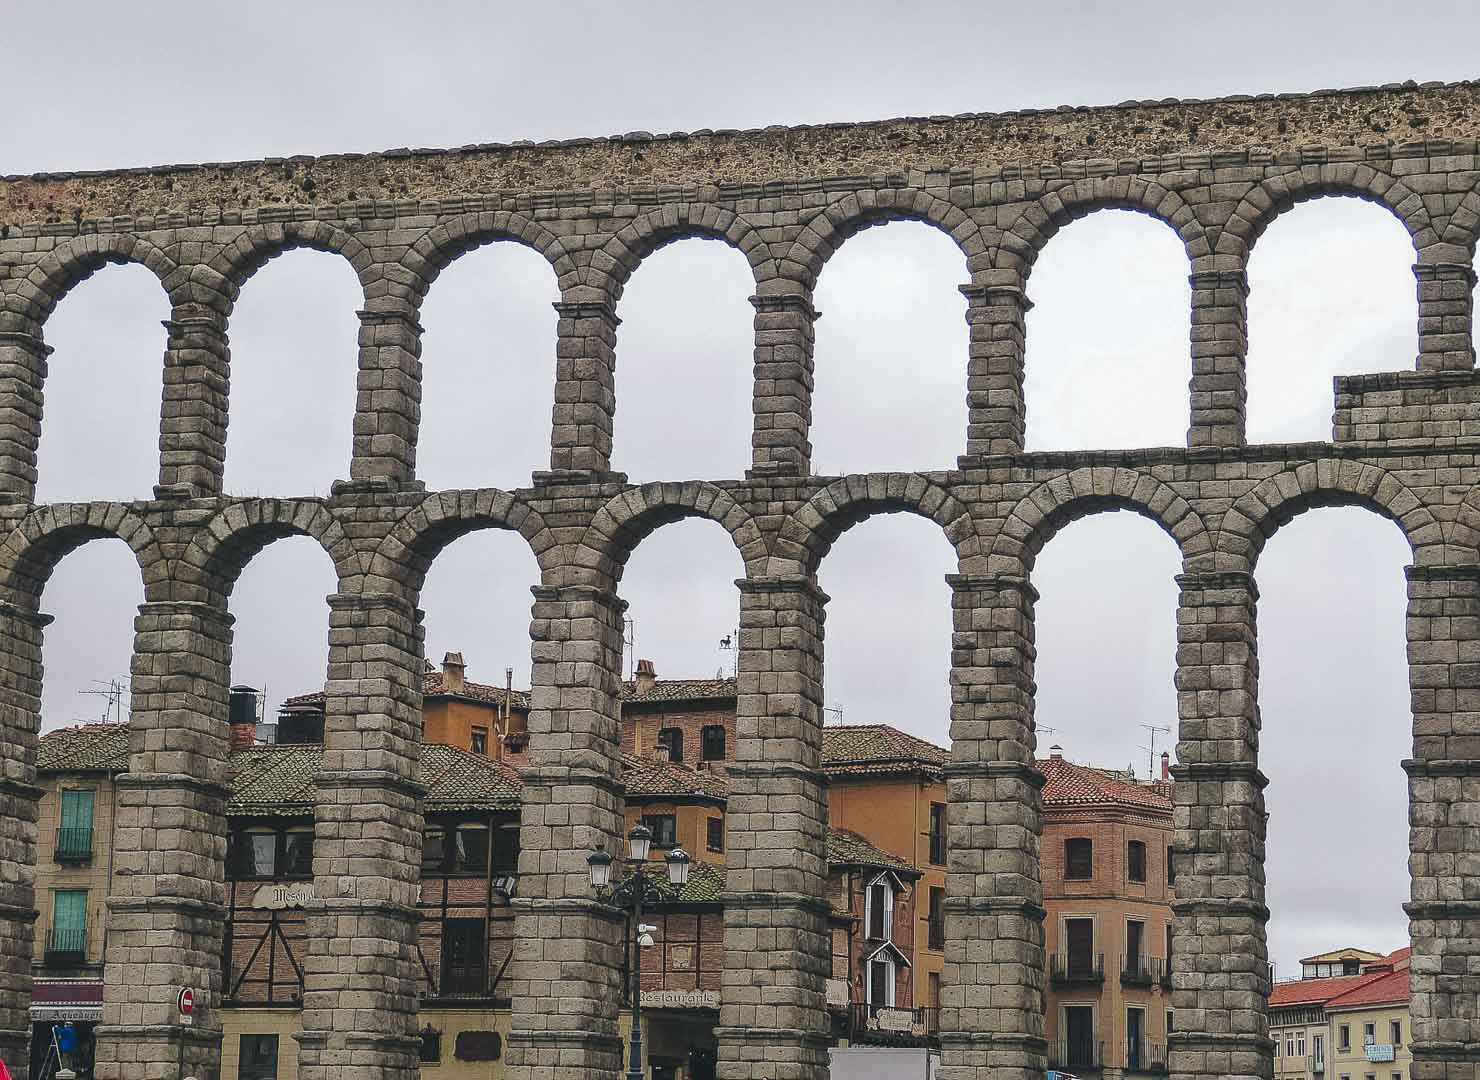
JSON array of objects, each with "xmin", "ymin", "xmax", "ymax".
[
  {"xmin": 640, "ymin": 990, "xmax": 720, "ymax": 1010},
  {"xmin": 253, "ymin": 883, "xmax": 315, "ymax": 910},
  {"xmin": 868, "ymin": 1008, "xmax": 926, "ymax": 1036}
]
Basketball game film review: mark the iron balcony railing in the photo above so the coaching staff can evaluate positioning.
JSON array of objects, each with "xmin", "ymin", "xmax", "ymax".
[
  {"xmin": 1309, "ymin": 1053, "xmax": 1326, "ymax": 1073},
  {"xmin": 1050, "ymin": 952, "xmax": 1105, "ymax": 984},
  {"xmin": 1121, "ymin": 954, "xmax": 1167, "ymax": 987},
  {"xmin": 54, "ymin": 827, "xmax": 93, "ymax": 862},
  {"xmin": 849, "ymin": 1003, "xmax": 938, "ymax": 1044},
  {"xmin": 1126, "ymin": 1037, "xmax": 1169, "ymax": 1073},
  {"xmin": 928, "ymin": 917, "xmax": 945, "ymax": 950},
  {"xmin": 1048, "ymin": 1038, "xmax": 1103, "ymax": 1072},
  {"xmin": 44, "ymin": 927, "xmax": 86, "ymax": 962}
]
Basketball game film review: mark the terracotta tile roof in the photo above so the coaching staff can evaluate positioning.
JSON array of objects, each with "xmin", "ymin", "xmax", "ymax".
[
  {"xmin": 1269, "ymin": 973, "xmax": 1377, "ymax": 1008},
  {"xmin": 1325, "ymin": 967, "xmax": 1411, "ymax": 1009},
  {"xmin": 38, "ymin": 723, "xmax": 131, "ymax": 773},
  {"xmin": 826, "ymin": 827, "xmax": 920, "ymax": 877},
  {"xmin": 822, "ymin": 725, "xmax": 949, "ymax": 778},
  {"xmin": 39, "ymin": 725, "xmax": 522, "ymax": 815},
  {"xmin": 620, "ymin": 677, "xmax": 737, "ymax": 705},
  {"xmin": 621, "ymin": 755, "xmax": 729, "ymax": 800},
  {"xmin": 280, "ymin": 670, "xmax": 529, "ymax": 712},
  {"xmin": 1035, "ymin": 755, "xmax": 1172, "ymax": 814}
]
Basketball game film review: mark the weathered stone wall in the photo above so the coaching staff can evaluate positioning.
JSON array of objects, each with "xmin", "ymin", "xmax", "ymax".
[{"xmin": 2, "ymin": 80, "xmax": 1480, "ymax": 1080}]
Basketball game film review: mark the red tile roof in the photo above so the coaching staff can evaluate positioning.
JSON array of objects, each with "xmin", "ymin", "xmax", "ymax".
[
  {"xmin": 822, "ymin": 724, "xmax": 950, "ymax": 778},
  {"xmin": 1325, "ymin": 967, "xmax": 1411, "ymax": 1009},
  {"xmin": 1269, "ymin": 973, "xmax": 1376, "ymax": 1008},
  {"xmin": 622, "ymin": 754, "xmax": 729, "ymax": 800},
  {"xmin": 1035, "ymin": 755, "xmax": 1173, "ymax": 814},
  {"xmin": 281, "ymin": 670, "xmax": 528, "ymax": 712},
  {"xmin": 621, "ymin": 677, "xmax": 737, "ymax": 705}
]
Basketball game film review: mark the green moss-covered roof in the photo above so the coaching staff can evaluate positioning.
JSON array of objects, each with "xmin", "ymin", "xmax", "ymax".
[{"xmin": 826, "ymin": 828, "xmax": 920, "ymax": 877}]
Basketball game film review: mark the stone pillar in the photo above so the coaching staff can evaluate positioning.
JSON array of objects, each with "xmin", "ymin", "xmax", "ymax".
[
  {"xmin": 717, "ymin": 576, "xmax": 831, "ymax": 1080},
  {"xmin": 1187, "ymin": 270, "xmax": 1248, "ymax": 448},
  {"xmin": 1403, "ymin": 565, "xmax": 1480, "ymax": 1080},
  {"xmin": 749, "ymin": 291, "xmax": 817, "ymax": 478},
  {"xmin": 1169, "ymin": 572, "xmax": 1270, "ymax": 1080},
  {"xmin": 156, "ymin": 310, "xmax": 229, "ymax": 498},
  {"xmin": 548, "ymin": 300, "xmax": 619, "ymax": 478},
  {"xmin": 298, "ymin": 593, "xmax": 425, "ymax": 1080},
  {"xmin": 94, "ymin": 600, "xmax": 234, "ymax": 1080},
  {"xmin": 1415, "ymin": 264, "xmax": 1477, "ymax": 373},
  {"xmin": 0, "ymin": 602, "xmax": 48, "ymax": 1080},
  {"xmin": 505, "ymin": 583, "xmax": 627, "ymax": 1079},
  {"xmin": 0, "ymin": 331, "xmax": 51, "ymax": 505},
  {"xmin": 960, "ymin": 280, "xmax": 1028, "ymax": 460},
  {"xmin": 348, "ymin": 306, "xmax": 423, "ymax": 489},
  {"xmin": 938, "ymin": 574, "xmax": 1046, "ymax": 1080}
]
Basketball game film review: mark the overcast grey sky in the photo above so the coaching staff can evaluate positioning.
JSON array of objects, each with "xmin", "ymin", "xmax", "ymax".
[{"xmin": 9, "ymin": 0, "xmax": 1474, "ymax": 980}]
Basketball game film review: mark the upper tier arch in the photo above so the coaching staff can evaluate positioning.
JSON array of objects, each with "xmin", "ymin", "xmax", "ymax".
[
  {"xmin": 0, "ymin": 503, "xmax": 167, "ymax": 608},
  {"xmin": 400, "ymin": 211, "xmax": 577, "ymax": 305},
  {"xmin": 2, "ymin": 233, "xmax": 181, "ymax": 334},
  {"xmin": 594, "ymin": 205, "xmax": 776, "ymax": 298}
]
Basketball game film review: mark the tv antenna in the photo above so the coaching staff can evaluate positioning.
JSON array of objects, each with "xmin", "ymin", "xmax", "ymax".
[
  {"xmin": 78, "ymin": 677, "xmax": 129, "ymax": 724},
  {"xmin": 1139, "ymin": 722, "xmax": 1172, "ymax": 779},
  {"xmin": 622, "ymin": 615, "xmax": 635, "ymax": 681},
  {"xmin": 823, "ymin": 705, "xmax": 844, "ymax": 726}
]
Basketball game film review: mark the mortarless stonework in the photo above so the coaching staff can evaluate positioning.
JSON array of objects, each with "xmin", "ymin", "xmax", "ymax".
[{"xmin": 0, "ymin": 80, "xmax": 1479, "ymax": 1080}]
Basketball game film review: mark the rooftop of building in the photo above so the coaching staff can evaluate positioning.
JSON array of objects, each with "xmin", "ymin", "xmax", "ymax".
[
  {"xmin": 280, "ymin": 664, "xmax": 529, "ymax": 714},
  {"xmin": 621, "ymin": 753, "xmax": 730, "ymax": 801},
  {"xmin": 1036, "ymin": 751, "xmax": 1174, "ymax": 814},
  {"xmin": 1270, "ymin": 947, "xmax": 1413, "ymax": 1009},
  {"xmin": 822, "ymin": 724, "xmax": 950, "ymax": 779},
  {"xmin": 1325, "ymin": 966, "xmax": 1411, "ymax": 1010}
]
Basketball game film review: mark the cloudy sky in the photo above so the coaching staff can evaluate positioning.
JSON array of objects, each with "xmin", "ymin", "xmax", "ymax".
[{"xmin": 10, "ymin": 0, "xmax": 1477, "ymax": 980}]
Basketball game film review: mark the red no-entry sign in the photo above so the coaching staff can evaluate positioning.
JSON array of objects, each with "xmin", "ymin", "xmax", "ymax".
[{"xmin": 177, "ymin": 988, "xmax": 194, "ymax": 1025}]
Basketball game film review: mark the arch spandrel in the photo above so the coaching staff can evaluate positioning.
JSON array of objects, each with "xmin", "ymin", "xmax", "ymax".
[
  {"xmin": 400, "ymin": 211, "xmax": 576, "ymax": 304},
  {"xmin": 178, "ymin": 498, "xmax": 364, "ymax": 605},
  {"xmin": 578, "ymin": 481, "xmax": 766, "ymax": 583},
  {"xmin": 988, "ymin": 466, "xmax": 1212, "ymax": 574},
  {"xmin": 372, "ymin": 488, "xmax": 558, "ymax": 594},
  {"xmin": 780, "ymin": 188, "xmax": 986, "ymax": 288},
  {"xmin": 0, "ymin": 502, "xmax": 168, "ymax": 608},
  {"xmin": 1214, "ymin": 461, "xmax": 1458, "ymax": 572}
]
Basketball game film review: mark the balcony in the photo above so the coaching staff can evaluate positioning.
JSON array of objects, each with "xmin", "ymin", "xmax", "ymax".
[
  {"xmin": 54, "ymin": 827, "xmax": 93, "ymax": 863},
  {"xmin": 44, "ymin": 927, "xmax": 86, "ymax": 965},
  {"xmin": 1050, "ymin": 952, "xmax": 1105, "ymax": 986},
  {"xmin": 1049, "ymin": 1039, "xmax": 1104, "ymax": 1073},
  {"xmin": 1121, "ymin": 954, "xmax": 1166, "ymax": 988},
  {"xmin": 1309, "ymin": 1055, "xmax": 1325, "ymax": 1074},
  {"xmin": 849, "ymin": 1003, "xmax": 938, "ymax": 1046},
  {"xmin": 1126, "ymin": 1038, "xmax": 1169, "ymax": 1073}
]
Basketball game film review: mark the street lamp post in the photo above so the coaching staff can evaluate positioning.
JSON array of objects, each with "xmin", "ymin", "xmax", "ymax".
[{"xmin": 589, "ymin": 825, "xmax": 692, "ymax": 1080}]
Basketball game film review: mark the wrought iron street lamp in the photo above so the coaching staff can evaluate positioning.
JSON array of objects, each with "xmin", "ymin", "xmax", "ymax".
[{"xmin": 588, "ymin": 825, "xmax": 692, "ymax": 1080}]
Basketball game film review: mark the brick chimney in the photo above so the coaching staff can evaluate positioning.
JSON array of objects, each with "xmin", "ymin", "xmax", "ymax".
[
  {"xmin": 1049, "ymin": 744, "xmax": 1064, "ymax": 761},
  {"xmin": 228, "ymin": 686, "xmax": 259, "ymax": 752},
  {"xmin": 1160, "ymin": 751, "xmax": 1171, "ymax": 782},
  {"xmin": 443, "ymin": 651, "xmax": 466, "ymax": 694},
  {"xmin": 635, "ymin": 658, "xmax": 656, "ymax": 695}
]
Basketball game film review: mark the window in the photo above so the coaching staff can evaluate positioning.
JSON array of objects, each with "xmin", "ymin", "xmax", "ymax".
[
  {"xmin": 1339, "ymin": 1024, "xmax": 1350, "ymax": 1050},
  {"xmin": 492, "ymin": 826, "xmax": 519, "ymax": 872},
  {"xmin": 423, "ymin": 827, "xmax": 447, "ymax": 871},
  {"xmin": 1127, "ymin": 919, "xmax": 1145, "ymax": 974},
  {"xmin": 1287, "ymin": 1034, "xmax": 1296, "ymax": 1058},
  {"xmin": 1064, "ymin": 917, "xmax": 1094, "ymax": 978},
  {"xmin": 929, "ymin": 802, "xmax": 947, "ymax": 866},
  {"xmin": 1167, "ymin": 843, "xmax": 1175, "ymax": 886},
  {"xmin": 1391, "ymin": 1020, "xmax": 1402, "ymax": 1046},
  {"xmin": 928, "ymin": 886, "xmax": 945, "ymax": 949},
  {"xmin": 1127, "ymin": 1006, "xmax": 1146, "ymax": 1070},
  {"xmin": 701, "ymin": 725, "xmax": 726, "ymax": 761},
  {"xmin": 1271, "ymin": 1031, "xmax": 1280, "ymax": 1057},
  {"xmin": 441, "ymin": 919, "xmax": 487, "ymax": 995},
  {"xmin": 1065, "ymin": 837, "xmax": 1093, "ymax": 880},
  {"xmin": 867, "ymin": 953, "xmax": 896, "ymax": 1008},
  {"xmin": 1364, "ymin": 1023, "xmax": 1376, "ymax": 1045},
  {"xmin": 419, "ymin": 1028, "xmax": 442, "ymax": 1064},
  {"xmin": 454, "ymin": 824, "xmax": 490, "ymax": 873},
  {"xmin": 706, "ymin": 817, "xmax": 724, "ymax": 854},
  {"xmin": 230, "ymin": 826, "xmax": 313, "ymax": 879},
  {"xmin": 1313, "ymin": 1032, "xmax": 1324, "ymax": 1064},
  {"xmin": 1166, "ymin": 1009, "xmax": 1174, "ymax": 1033},
  {"xmin": 1127, "ymin": 840, "xmax": 1147, "ymax": 883},
  {"xmin": 49, "ymin": 890, "xmax": 87, "ymax": 956},
  {"xmin": 239, "ymin": 1034, "xmax": 279, "ymax": 1080},
  {"xmin": 1297, "ymin": 1031, "xmax": 1306, "ymax": 1057},
  {"xmin": 928, "ymin": 971, "xmax": 942, "ymax": 1008},
  {"xmin": 866, "ymin": 876, "xmax": 894, "ymax": 940},
  {"xmin": 657, "ymin": 727, "xmax": 683, "ymax": 763},
  {"xmin": 57, "ymin": 789, "xmax": 95, "ymax": 860},
  {"xmin": 642, "ymin": 815, "xmax": 677, "ymax": 849},
  {"xmin": 471, "ymin": 726, "xmax": 488, "ymax": 755}
]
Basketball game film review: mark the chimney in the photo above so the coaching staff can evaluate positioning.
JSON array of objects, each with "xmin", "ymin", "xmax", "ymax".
[
  {"xmin": 635, "ymin": 658, "xmax": 657, "ymax": 695},
  {"xmin": 1049, "ymin": 744, "xmax": 1064, "ymax": 761},
  {"xmin": 443, "ymin": 651, "xmax": 466, "ymax": 694},
  {"xmin": 1160, "ymin": 751, "xmax": 1171, "ymax": 782},
  {"xmin": 229, "ymin": 686, "xmax": 260, "ymax": 752}
]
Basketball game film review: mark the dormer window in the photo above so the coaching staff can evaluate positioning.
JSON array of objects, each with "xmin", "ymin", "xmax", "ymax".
[
  {"xmin": 865, "ymin": 873, "xmax": 897, "ymax": 941},
  {"xmin": 863, "ymin": 941, "xmax": 910, "ymax": 1012}
]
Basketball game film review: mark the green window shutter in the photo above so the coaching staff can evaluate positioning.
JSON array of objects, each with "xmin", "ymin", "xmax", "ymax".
[
  {"xmin": 52, "ymin": 890, "xmax": 87, "ymax": 932},
  {"xmin": 60, "ymin": 790, "xmax": 94, "ymax": 832}
]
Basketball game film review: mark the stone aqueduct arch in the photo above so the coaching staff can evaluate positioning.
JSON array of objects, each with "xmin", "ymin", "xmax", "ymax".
[{"xmin": 2, "ymin": 81, "xmax": 1480, "ymax": 1080}]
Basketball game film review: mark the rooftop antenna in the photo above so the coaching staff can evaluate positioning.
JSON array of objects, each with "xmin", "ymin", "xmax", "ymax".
[
  {"xmin": 823, "ymin": 705, "xmax": 844, "ymax": 726},
  {"xmin": 78, "ymin": 676, "xmax": 129, "ymax": 724},
  {"xmin": 718, "ymin": 627, "xmax": 738, "ymax": 678},
  {"xmin": 1139, "ymin": 722, "xmax": 1172, "ymax": 780},
  {"xmin": 622, "ymin": 614, "xmax": 635, "ymax": 681}
]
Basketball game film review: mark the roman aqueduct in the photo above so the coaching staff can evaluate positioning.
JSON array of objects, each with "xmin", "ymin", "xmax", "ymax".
[{"xmin": 3, "ymin": 80, "xmax": 1480, "ymax": 1080}]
